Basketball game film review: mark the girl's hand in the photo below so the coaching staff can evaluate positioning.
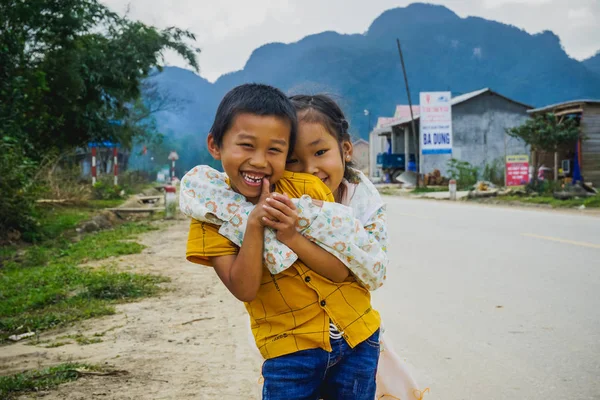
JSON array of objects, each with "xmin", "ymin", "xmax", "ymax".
[{"xmin": 262, "ymin": 193, "xmax": 298, "ymax": 244}]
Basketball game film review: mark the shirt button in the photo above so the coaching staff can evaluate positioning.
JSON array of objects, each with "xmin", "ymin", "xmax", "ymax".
[
  {"xmin": 305, "ymin": 276, "xmax": 311, "ymax": 283},
  {"xmin": 320, "ymin": 300, "xmax": 326, "ymax": 307}
]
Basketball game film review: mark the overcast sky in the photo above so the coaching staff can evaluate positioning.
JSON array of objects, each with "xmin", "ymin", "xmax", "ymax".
[{"xmin": 101, "ymin": 0, "xmax": 600, "ymax": 82}]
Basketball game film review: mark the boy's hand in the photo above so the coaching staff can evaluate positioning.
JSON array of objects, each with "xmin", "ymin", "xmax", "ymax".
[
  {"xmin": 248, "ymin": 178, "xmax": 274, "ymax": 227},
  {"xmin": 262, "ymin": 193, "xmax": 299, "ymax": 244}
]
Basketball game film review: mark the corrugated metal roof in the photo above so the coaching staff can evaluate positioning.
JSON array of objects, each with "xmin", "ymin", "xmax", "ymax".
[
  {"xmin": 450, "ymin": 88, "xmax": 490, "ymax": 105},
  {"xmin": 528, "ymin": 99, "xmax": 600, "ymax": 114},
  {"xmin": 372, "ymin": 126, "xmax": 392, "ymax": 135},
  {"xmin": 379, "ymin": 88, "xmax": 532, "ymax": 129},
  {"xmin": 394, "ymin": 105, "xmax": 421, "ymax": 119},
  {"xmin": 375, "ymin": 117, "xmax": 396, "ymax": 128}
]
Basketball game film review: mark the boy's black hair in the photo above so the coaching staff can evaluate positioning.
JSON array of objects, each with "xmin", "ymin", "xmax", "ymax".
[{"xmin": 210, "ymin": 83, "xmax": 298, "ymax": 155}]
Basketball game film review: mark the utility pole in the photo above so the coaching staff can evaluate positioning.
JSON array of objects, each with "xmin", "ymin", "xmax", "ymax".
[{"xmin": 396, "ymin": 38, "xmax": 420, "ymax": 188}]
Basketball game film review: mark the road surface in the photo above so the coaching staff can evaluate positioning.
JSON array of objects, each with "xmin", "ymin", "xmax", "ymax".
[{"xmin": 374, "ymin": 197, "xmax": 600, "ymax": 400}]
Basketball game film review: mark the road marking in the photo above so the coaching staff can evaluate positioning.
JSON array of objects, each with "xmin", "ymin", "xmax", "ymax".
[{"xmin": 521, "ymin": 233, "xmax": 600, "ymax": 249}]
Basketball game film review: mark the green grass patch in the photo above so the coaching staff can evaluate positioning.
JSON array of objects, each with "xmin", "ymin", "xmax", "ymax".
[
  {"xmin": 0, "ymin": 222, "xmax": 167, "ymax": 342},
  {"xmin": 86, "ymin": 199, "xmax": 126, "ymax": 209},
  {"xmin": 495, "ymin": 195, "xmax": 600, "ymax": 208},
  {"xmin": 21, "ymin": 198, "xmax": 126, "ymax": 243},
  {"xmin": 0, "ymin": 363, "xmax": 100, "ymax": 399},
  {"xmin": 36, "ymin": 208, "xmax": 91, "ymax": 239}
]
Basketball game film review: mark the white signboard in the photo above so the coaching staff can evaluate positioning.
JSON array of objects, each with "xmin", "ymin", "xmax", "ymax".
[
  {"xmin": 419, "ymin": 92, "xmax": 452, "ymax": 155},
  {"xmin": 168, "ymin": 151, "xmax": 179, "ymax": 161}
]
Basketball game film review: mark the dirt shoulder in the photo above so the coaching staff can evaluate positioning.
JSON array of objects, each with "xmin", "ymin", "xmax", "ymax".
[{"xmin": 2, "ymin": 219, "xmax": 260, "ymax": 400}]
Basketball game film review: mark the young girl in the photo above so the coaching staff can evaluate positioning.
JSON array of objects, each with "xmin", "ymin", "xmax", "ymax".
[
  {"xmin": 286, "ymin": 95, "xmax": 426, "ymax": 400},
  {"xmin": 182, "ymin": 95, "xmax": 423, "ymax": 399}
]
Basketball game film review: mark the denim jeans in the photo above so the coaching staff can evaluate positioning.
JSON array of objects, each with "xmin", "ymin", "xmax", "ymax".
[{"xmin": 261, "ymin": 330, "xmax": 380, "ymax": 400}]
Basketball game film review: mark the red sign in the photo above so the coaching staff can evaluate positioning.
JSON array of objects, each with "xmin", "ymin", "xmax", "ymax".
[{"xmin": 506, "ymin": 155, "xmax": 530, "ymax": 186}]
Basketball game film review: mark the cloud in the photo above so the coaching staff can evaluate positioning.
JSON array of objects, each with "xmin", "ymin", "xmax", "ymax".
[
  {"xmin": 482, "ymin": 0, "xmax": 552, "ymax": 7},
  {"xmin": 100, "ymin": 0, "xmax": 600, "ymax": 81}
]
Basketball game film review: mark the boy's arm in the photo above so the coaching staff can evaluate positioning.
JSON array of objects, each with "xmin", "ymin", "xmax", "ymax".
[
  {"xmin": 211, "ymin": 220, "xmax": 265, "ymax": 302},
  {"xmin": 210, "ymin": 179, "xmax": 273, "ymax": 302}
]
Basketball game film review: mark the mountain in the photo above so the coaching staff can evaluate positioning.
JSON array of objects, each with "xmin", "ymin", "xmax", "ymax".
[
  {"xmin": 147, "ymin": 3, "xmax": 600, "ymax": 170},
  {"xmin": 583, "ymin": 52, "xmax": 600, "ymax": 76}
]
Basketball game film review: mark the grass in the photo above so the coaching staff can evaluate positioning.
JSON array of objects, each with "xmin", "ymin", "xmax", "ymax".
[
  {"xmin": 87, "ymin": 199, "xmax": 126, "ymax": 209},
  {"xmin": 59, "ymin": 334, "xmax": 103, "ymax": 346},
  {"xmin": 411, "ymin": 186, "xmax": 448, "ymax": 194},
  {"xmin": 23, "ymin": 199, "xmax": 126, "ymax": 243},
  {"xmin": 0, "ymin": 218, "xmax": 167, "ymax": 342},
  {"xmin": 0, "ymin": 362, "xmax": 101, "ymax": 399},
  {"xmin": 494, "ymin": 195, "xmax": 600, "ymax": 208}
]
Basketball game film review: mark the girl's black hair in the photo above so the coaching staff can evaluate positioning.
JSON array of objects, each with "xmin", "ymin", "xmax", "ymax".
[{"xmin": 289, "ymin": 94, "xmax": 357, "ymax": 187}]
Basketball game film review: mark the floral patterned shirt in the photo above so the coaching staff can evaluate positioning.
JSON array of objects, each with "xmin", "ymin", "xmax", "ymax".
[{"xmin": 180, "ymin": 165, "xmax": 387, "ymax": 290}]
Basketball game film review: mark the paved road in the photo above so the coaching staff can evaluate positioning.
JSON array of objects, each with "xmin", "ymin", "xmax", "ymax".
[{"xmin": 373, "ymin": 197, "xmax": 600, "ymax": 400}]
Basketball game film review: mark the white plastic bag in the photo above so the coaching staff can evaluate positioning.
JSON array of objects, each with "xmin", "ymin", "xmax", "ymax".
[{"xmin": 375, "ymin": 334, "xmax": 429, "ymax": 400}]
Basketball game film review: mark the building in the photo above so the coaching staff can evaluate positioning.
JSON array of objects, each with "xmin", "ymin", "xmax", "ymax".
[
  {"xmin": 370, "ymin": 88, "xmax": 532, "ymax": 179},
  {"xmin": 528, "ymin": 100, "xmax": 600, "ymax": 187},
  {"xmin": 352, "ymin": 138, "xmax": 369, "ymax": 174}
]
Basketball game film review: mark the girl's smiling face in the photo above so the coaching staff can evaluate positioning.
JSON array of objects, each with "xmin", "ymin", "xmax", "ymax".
[{"xmin": 286, "ymin": 121, "xmax": 352, "ymax": 199}]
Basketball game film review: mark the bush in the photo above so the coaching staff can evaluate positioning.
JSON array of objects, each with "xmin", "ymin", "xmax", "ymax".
[
  {"xmin": 38, "ymin": 160, "xmax": 91, "ymax": 202},
  {"xmin": 447, "ymin": 159, "xmax": 479, "ymax": 189},
  {"xmin": 92, "ymin": 170, "xmax": 152, "ymax": 200},
  {"xmin": 92, "ymin": 176, "xmax": 125, "ymax": 200},
  {"xmin": 482, "ymin": 158, "xmax": 505, "ymax": 186},
  {"xmin": 528, "ymin": 179, "xmax": 561, "ymax": 195},
  {"xmin": 0, "ymin": 137, "xmax": 41, "ymax": 242}
]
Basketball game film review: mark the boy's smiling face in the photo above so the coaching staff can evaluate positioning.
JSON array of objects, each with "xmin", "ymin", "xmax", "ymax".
[{"xmin": 208, "ymin": 113, "xmax": 290, "ymax": 204}]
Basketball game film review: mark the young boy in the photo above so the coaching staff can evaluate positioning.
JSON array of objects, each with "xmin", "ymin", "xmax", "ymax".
[{"xmin": 186, "ymin": 84, "xmax": 380, "ymax": 399}]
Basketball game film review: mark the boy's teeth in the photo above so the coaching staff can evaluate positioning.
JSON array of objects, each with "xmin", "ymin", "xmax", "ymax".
[{"xmin": 243, "ymin": 173, "xmax": 263, "ymax": 183}]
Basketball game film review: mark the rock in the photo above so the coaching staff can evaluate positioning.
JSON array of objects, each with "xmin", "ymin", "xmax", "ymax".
[
  {"xmin": 583, "ymin": 182, "xmax": 597, "ymax": 194},
  {"xmin": 468, "ymin": 189, "xmax": 499, "ymax": 199},
  {"xmin": 397, "ymin": 171, "xmax": 418, "ymax": 186},
  {"xmin": 474, "ymin": 181, "xmax": 497, "ymax": 192},
  {"xmin": 8, "ymin": 332, "xmax": 35, "ymax": 342},
  {"xmin": 76, "ymin": 211, "xmax": 118, "ymax": 233}
]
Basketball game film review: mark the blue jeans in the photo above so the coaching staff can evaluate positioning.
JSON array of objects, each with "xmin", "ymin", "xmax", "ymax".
[{"xmin": 261, "ymin": 330, "xmax": 380, "ymax": 400}]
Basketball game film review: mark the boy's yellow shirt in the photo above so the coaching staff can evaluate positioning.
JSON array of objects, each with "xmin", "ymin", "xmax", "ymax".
[{"xmin": 186, "ymin": 170, "xmax": 380, "ymax": 359}]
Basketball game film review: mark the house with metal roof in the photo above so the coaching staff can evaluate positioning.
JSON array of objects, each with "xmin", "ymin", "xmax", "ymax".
[
  {"xmin": 528, "ymin": 100, "xmax": 600, "ymax": 187},
  {"xmin": 369, "ymin": 88, "xmax": 532, "ymax": 181}
]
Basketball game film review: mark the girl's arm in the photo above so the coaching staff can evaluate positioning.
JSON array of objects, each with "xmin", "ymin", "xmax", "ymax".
[
  {"xmin": 180, "ymin": 165, "xmax": 299, "ymax": 273},
  {"xmin": 262, "ymin": 194, "xmax": 350, "ymax": 283},
  {"xmin": 181, "ymin": 165, "xmax": 387, "ymax": 289},
  {"xmin": 302, "ymin": 201, "xmax": 388, "ymax": 290},
  {"xmin": 263, "ymin": 191, "xmax": 387, "ymax": 289}
]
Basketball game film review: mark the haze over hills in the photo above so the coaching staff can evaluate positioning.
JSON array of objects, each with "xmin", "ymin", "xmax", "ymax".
[{"xmin": 144, "ymin": 2, "xmax": 600, "ymax": 170}]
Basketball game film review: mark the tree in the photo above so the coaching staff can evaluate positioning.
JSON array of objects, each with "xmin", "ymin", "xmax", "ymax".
[
  {"xmin": 507, "ymin": 113, "xmax": 580, "ymax": 185},
  {"xmin": 0, "ymin": 0, "xmax": 200, "ymax": 157},
  {"xmin": 0, "ymin": 0, "xmax": 200, "ymax": 240}
]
